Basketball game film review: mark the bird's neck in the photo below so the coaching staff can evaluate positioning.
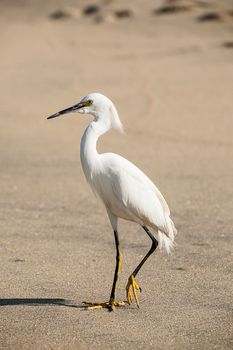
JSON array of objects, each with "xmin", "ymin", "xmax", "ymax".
[{"xmin": 80, "ymin": 120, "xmax": 110, "ymax": 181}]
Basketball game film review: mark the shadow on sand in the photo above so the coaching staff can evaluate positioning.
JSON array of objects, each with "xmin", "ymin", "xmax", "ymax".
[{"xmin": 0, "ymin": 298, "xmax": 84, "ymax": 308}]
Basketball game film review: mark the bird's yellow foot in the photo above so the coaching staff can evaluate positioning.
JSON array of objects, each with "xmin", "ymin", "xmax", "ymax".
[
  {"xmin": 126, "ymin": 275, "xmax": 141, "ymax": 307},
  {"xmin": 82, "ymin": 299, "xmax": 125, "ymax": 311}
]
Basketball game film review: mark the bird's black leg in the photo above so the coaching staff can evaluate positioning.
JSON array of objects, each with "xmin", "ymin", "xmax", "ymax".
[
  {"xmin": 109, "ymin": 230, "xmax": 122, "ymax": 303},
  {"xmin": 82, "ymin": 229, "xmax": 124, "ymax": 311},
  {"xmin": 126, "ymin": 226, "xmax": 158, "ymax": 306},
  {"xmin": 133, "ymin": 226, "xmax": 158, "ymax": 277}
]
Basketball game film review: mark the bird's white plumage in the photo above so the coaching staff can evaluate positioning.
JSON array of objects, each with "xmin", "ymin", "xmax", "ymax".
[
  {"xmin": 78, "ymin": 93, "xmax": 176, "ymax": 253},
  {"xmin": 47, "ymin": 92, "xmax": 177, "ymax": 309}
]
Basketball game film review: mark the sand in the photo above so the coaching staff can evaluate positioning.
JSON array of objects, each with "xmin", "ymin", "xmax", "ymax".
[{"xmin": 0, "ymin": 0, "xmax": 233, "ymax": 349}]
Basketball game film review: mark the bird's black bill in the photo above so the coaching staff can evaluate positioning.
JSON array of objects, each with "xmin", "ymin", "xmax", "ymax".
[{"xmin": 47, "ymin": 103, "xmax": 82, "ymax": 120}]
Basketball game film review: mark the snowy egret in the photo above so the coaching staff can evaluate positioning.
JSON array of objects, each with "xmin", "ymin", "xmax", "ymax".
[{"xmin": 47, "ymin": 93, "xmax": 177, "ymax": 311}]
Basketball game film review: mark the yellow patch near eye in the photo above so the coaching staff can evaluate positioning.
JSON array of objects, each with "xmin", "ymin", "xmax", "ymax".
[{"xmin": 83, "ymin": 99, "xmax": 93, "ymax": 106}]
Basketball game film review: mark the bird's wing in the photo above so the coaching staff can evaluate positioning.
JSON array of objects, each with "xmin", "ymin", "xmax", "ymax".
[{"xmin": 101, "ymin": 153, "xmax": 170, "ymax": 232}]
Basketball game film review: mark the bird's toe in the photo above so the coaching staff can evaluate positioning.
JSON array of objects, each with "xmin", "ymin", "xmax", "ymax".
[
  {"xmin": 82, "ymin": 300, "xmax": 125, "ymax": 311},
  {"xmin": 126, "ymin": 275, "xmax": 141, "ymax": 307}
]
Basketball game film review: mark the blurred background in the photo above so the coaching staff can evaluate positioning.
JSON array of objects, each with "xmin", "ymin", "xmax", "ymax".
[{"xmin": 0, "ymin": 1, "xmax": 233, "ymax": 349}]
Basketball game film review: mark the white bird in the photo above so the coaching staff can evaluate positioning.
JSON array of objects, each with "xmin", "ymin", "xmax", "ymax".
[{"xmin": 47, "ymin": 93, "xmax": 177, "ymax": 311}]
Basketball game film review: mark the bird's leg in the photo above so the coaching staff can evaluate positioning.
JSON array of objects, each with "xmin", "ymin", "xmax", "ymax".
[
  {"xmin": 109, "ymin": 229, "xmax": 122, "ymax": 302},
  {"xmin": 83, "ymin": 230, "xmax": 125, "ymax": 311},
  {"xmin": 126, "ymin": 226, "xmax": 158, "ymax": 307}
]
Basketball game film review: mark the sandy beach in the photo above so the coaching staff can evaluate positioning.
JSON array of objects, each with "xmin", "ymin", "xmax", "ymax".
[{"xmin": 0, "ymin": 0, "xmax": 233, "ymax": 349}]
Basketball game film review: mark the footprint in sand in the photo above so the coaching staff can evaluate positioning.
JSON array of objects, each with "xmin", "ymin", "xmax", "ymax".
[
  {"xmin": 222, "ymin": 41, "xmax": 233, "ymax": 49},
  {"xmin": 83, "ymin": 4, "xmax": 100, "ymax": 16},
  {"xmin": 49, "ymin": 9, "xmax": 71, "ymax": 20},
  {"xmin": 154, "ymin": 0, "xmax": 192, "ymax": 15},
  {"xmin": 114, "ymin": 9, "xmax": 133, "ymax": 19},
  {"xmin": 93, "ymin": 8, "xmax": 133, "ymax": 24},
  {"xmin": 197, "ymin": 12, "xmax": 222, "ymax": 22}
]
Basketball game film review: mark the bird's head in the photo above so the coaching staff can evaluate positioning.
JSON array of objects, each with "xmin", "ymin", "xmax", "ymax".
[{"xmin": 47, "ymin": 92, "xmax": 123, "ymax": 132}]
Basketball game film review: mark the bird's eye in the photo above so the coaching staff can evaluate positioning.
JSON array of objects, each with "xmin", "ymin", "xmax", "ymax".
[{"xmin": 86, "ymin": 99, "xmax": 93, "ymax": 106}]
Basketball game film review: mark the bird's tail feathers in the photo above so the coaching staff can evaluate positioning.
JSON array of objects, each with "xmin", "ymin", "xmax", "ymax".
[{"xmin": 158, "ymin": 216, "xmax": 177, "ymax": 254}]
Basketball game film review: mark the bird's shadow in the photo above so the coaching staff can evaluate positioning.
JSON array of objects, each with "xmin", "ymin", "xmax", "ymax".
[{"xmin": 0, "ymin": 298, "xmax": 84, "ymax": 309}]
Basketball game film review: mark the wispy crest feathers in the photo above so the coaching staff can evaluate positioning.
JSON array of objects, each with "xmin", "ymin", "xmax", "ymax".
[{"xmin": 109, "ymin": 104, "xmax": 124, "ymax": 133}]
